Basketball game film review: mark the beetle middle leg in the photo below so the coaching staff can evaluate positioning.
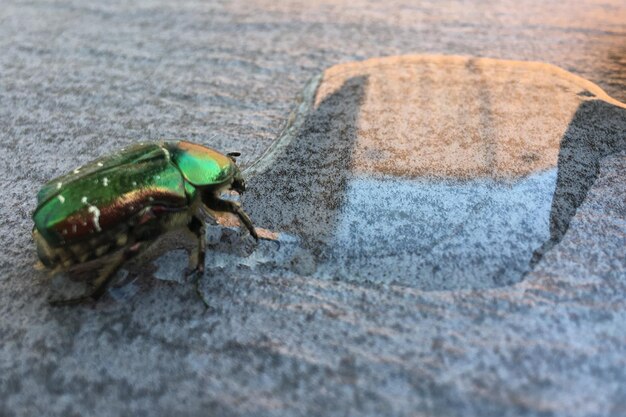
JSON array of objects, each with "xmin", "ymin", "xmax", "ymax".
[
  {"xmin": 180, "ymin": 215, "xmax": 211, "ymax": 308},
  {"xmin": 204, "ymin": 198, "xmax": 258, "ymax": 240},
  {"xmin": 49, "ymin": 242, "xmax": 146, "ymax": 306},
  {"xmin": 183, "ymin": 215, "xmax": 206, "ymax": 276}
]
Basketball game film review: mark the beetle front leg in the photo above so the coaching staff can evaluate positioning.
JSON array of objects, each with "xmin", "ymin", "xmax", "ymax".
[
  {"xmin": 205, "ymin": 198, "xmax": 258, "ymax": 240},
  {"xmin": 49, "ymin": 242, "xmax": 145, "ymax": 306}
]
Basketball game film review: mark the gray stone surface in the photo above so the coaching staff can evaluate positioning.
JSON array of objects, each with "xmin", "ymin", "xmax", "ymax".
[
  {"xmin": 1, "ymin": 1, "xmax": 625, "ymax": 417},
  {"xmin": 246, "ymin": 56, "xmax": 626, "ymax": 292}
]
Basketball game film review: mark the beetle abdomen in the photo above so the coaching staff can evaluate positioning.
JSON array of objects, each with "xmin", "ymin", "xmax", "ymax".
[
  {"xmin": 33, "ymin": 205, "xmax": 192, "ymax": 269},
  {"xmin": 33, "ymin": 224, "xmax": 131, "ymax": 269}
]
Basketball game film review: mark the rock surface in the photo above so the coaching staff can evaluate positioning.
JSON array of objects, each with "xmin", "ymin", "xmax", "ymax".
[
  {"xmin": 246, "ymin": 55, "xmax": 626, "ymax": 291},
  {"xmin": 0, "ymin": 1, "xmax": 625, "ymax": 417}
]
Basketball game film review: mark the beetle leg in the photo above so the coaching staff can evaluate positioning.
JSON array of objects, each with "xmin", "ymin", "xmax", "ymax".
[
  {"xmin": 183, "ymin": 216, "xmax": 206, "ymax": 276},
  {"xmin": 181, "ymin": 215, "xmax": 210, "ymax": 309},
  {"xmin": 205, "ymin": 198, "xmax": 258, "ymax": 240},
  {"xmin": 49, "ymin": 242, "xmax": 145, "ymax": 306}
]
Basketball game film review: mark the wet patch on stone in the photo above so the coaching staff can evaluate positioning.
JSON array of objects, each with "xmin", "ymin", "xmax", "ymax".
[{"xmin": 240, "ymin": 56, "xmax": 625, "ymax": 290}]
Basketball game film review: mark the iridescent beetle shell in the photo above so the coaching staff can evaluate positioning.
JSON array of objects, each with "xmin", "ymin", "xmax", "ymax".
[{"xmin": 32, "ymin": 140, "xmax": 257, "ymax": 305}]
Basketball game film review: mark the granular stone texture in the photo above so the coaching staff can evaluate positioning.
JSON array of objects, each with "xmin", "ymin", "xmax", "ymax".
[
  {"xmin": 0, "ymin": 1, "xmax": 625, "ymax": 417},
  {"xmin": 246, "ymin": 55, "xmax": 626, "ymax": 290}
]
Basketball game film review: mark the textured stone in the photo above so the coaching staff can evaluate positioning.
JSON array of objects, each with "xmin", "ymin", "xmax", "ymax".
[{"xmin": 245, "ymin": 56, "xmax": 626, "ymax": 291}]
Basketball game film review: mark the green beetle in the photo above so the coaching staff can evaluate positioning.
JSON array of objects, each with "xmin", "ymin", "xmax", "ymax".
[{"xmin": 33, "ymin": 141, "xmax": 258, "ymax": 305}]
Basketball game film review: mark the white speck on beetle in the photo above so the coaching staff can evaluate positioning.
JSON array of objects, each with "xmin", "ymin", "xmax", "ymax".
[
  {"xmin": 73, "ymin": 168, "xmax": 80, "ymax": 174},
  {"xmin": 155, "ymin": 175, "xmax": 160, "ymax": 180},
  {"xmin": 161, "ymin": 146, "xmax": 171, "ymax": 160},
  {"xmin": 103, "ymin": 177, "xmax": 109, "ymax": 187},
  {"xmin": 57, "ymin": 195, "xmax": 65, "ymax": 204},
  {"xmin": 88, "ymin": 206, "xmax": 102, "ymax": 232},
  {"xmin": 148, "ymin": 197, "xmax": 154, "ymax": 202},
  {"xmin": 97, "ymin": 162, "xmax": 104, "ymax": 167},
  {"xmin": 56, "ymin": 182, "xmax": 62, "ymax": 190},
  {"xmin": 81, "ymin": 196, "xmax": 88, "ymax": 204},
  {"xmin": 132, "ymin": 181, "xmax": 137, "ymax": 186}
]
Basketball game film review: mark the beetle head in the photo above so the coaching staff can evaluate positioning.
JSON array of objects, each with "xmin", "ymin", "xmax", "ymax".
[
  {"xmin": 227, "ymin": 152, "xmax": 246, "ymax": 194},
  {"xmin": 231, "ymin": 170, "xmax": 246, "ymax": 194}
]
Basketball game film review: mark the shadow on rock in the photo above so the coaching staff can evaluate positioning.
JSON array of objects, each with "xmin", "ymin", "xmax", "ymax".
[
  {"xmin": 243, "ymin": 61, "xmax": 624, "ymax": 289},
  {"xmin": 245, "ymin": 76, "xmax": 368, "ymax": 257},
  {"xmin": 532, "ymin": 99, "xmax": 626, "ymax": 265}
]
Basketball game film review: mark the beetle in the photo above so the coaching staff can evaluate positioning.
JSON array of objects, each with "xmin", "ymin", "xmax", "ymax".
[{"xmin": 32, "ymin": 140, "xmax": 258, "ymax": 305}]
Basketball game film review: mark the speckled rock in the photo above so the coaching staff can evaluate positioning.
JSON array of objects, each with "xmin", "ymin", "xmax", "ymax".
[{"xmin": 245, "ymin": 55, "xmax": 626, "ymax": 291}]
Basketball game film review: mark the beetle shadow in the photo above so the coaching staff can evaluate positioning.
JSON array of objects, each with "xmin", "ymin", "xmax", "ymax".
[
  {"xmin": 245, "ymin": 76, "xmax": 368, "ymax": 257},
  {"xmin": 531, "ymin": 98, "xmax": 626, "ymax": 266}
]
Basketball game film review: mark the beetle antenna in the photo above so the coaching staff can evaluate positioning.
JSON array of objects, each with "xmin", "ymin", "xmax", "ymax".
[{"xmin": 227, "ymin": 151, "xmax": 241, "ymax": 161}]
